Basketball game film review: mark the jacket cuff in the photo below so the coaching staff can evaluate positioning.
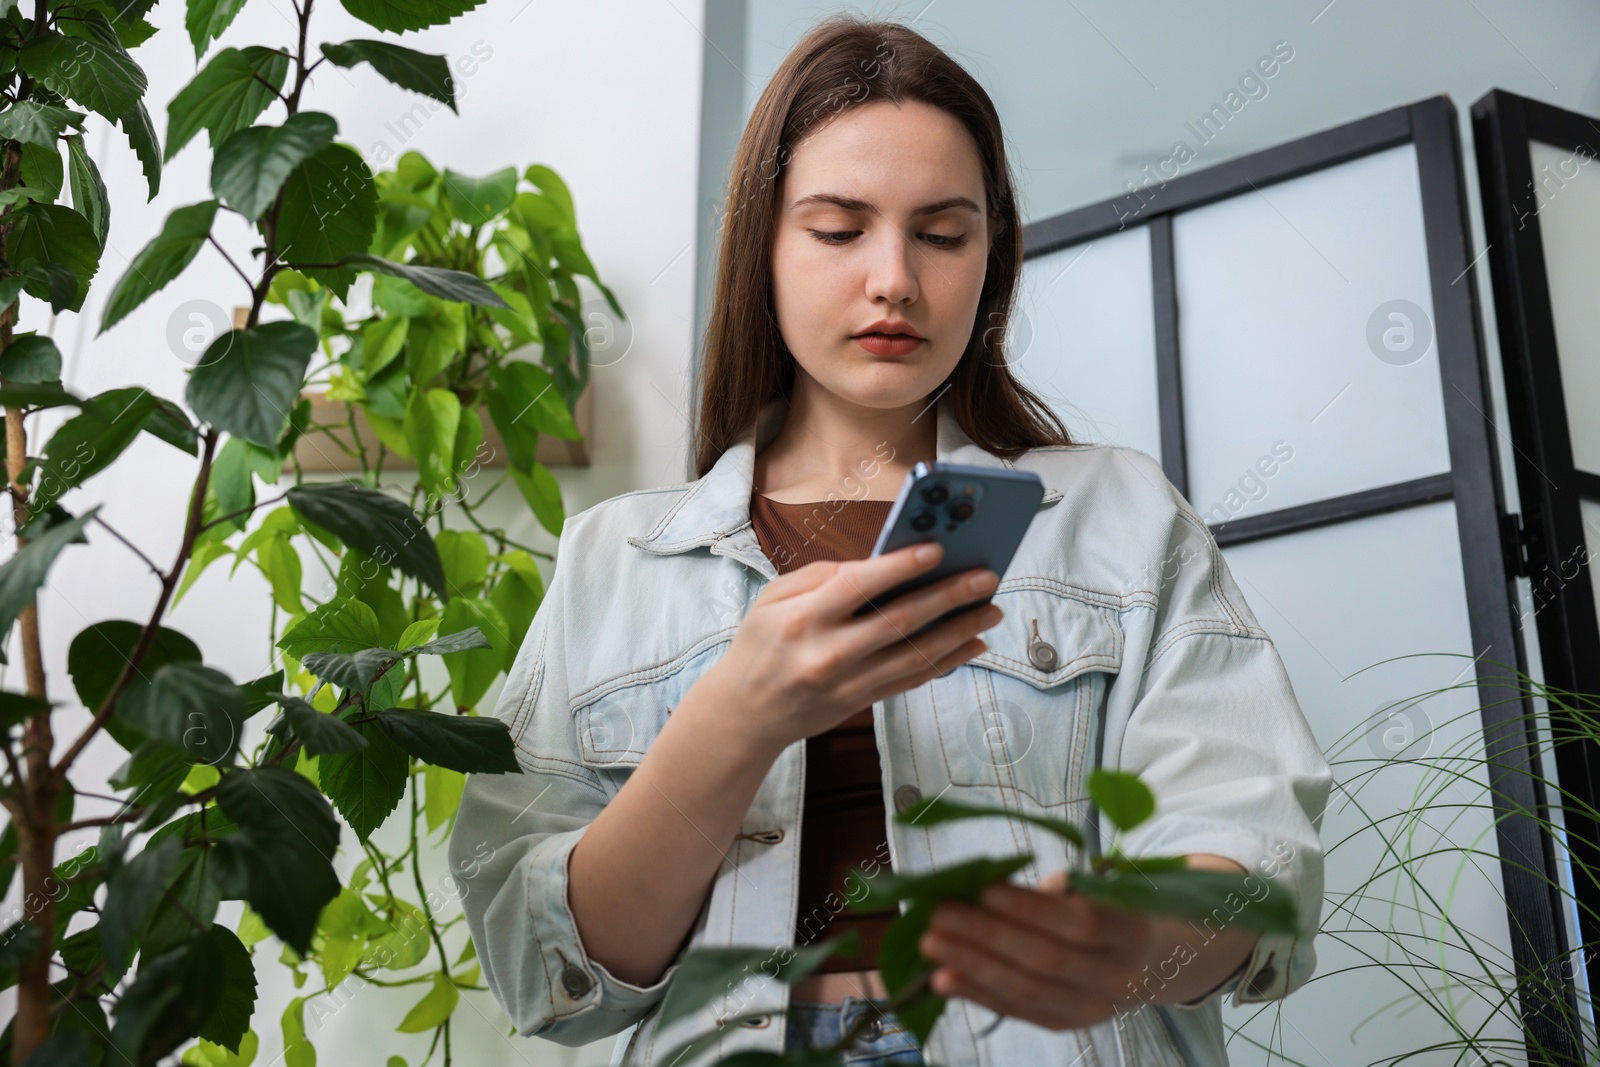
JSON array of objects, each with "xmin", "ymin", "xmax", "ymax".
[
  {"xmin": 521, "ymin": 827, "xmax": 683, "ymax": 1044},
  {"xmin": 1115, "ymin": 822, "xmax": 1318, "ymax": 1010}
]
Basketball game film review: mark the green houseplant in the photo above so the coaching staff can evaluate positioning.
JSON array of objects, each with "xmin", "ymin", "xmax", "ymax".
[
  {"xmin": 0, "ymin": 2, "xmax": 619, "ymax": 1066},
  {"xmin": 638, "ymin": 771, "xmax": 1300, "ymax": 1067},
  {"xmin": 1225, "ymin": 651, "xmax": 1595, "ymax": 1067}
]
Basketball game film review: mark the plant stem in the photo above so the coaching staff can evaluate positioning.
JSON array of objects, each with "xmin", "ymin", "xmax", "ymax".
[{"xmin": 409, "ymin": 764, "xmax": 454, "ymax": 1066}]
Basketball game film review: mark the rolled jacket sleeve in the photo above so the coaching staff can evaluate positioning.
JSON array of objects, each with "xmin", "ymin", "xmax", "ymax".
[
  {"xmin": 447, "ymin": 523, "xmax": 683, "ymax": 1045},
  {"xmin": 1100, "ymin": 463, "xmax": 1333, "ymax": 1010}
]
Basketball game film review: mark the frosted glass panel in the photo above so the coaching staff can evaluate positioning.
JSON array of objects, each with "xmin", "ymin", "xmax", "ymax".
[
  {"xmin": 1174, "ymin": 144, "xmax": 1452, "ymax": 523},
  {"xmin": 1015, "ymin": 226, "xmax": 1160, "ymax": 458},
  {"xmin": 1219, "ymin": 500, "xmax": 1524, "ymax": 1065},
  {"xmin": 1532, "ymin": 139, "xmax": 1600, "ymax": 477}
]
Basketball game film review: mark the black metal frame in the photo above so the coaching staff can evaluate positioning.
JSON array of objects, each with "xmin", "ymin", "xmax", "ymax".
[
  {"xmin": 1473, "ymin": 86, "xmax": 1600, "ymax": 1039},
  {"xmin": 1021, "ymin": 95, "xmax": 1581, "ymax": 1064}
]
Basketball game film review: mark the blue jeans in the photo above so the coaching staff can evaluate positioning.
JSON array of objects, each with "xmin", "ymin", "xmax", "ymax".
[{"xmin": 783, "ymin": 995, "xmax": 927, "ymax": 1064}]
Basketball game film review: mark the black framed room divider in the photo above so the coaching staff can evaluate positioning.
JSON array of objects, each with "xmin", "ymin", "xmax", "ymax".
[
  {"xmin": 1474, "ymin": 87, "xmax": 1600, "ymax": 1047},
  {"xmin": 1016, "ymin": 95, "xmax": 1582, "ymax": 1064}
]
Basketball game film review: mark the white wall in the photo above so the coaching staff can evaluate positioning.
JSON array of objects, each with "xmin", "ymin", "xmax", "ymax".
[{"xmin": 0, "ymin": 1, "xmax": 709, "ymax": 1065}]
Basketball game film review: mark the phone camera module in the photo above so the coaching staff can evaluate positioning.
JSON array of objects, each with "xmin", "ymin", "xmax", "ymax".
[
  {"xmin": 921, "ymin": 482, "xmax": 950, "ymax": 506},
  {"xmin": 910, "ymin": 509, "xmax": 937, "ymax": 532},
  {"xmin": 948, "ymin": 500, "xmax": 975, "ymax": 522}
]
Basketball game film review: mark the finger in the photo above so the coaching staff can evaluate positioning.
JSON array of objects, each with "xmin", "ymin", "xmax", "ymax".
[
  {"xmin": 845, "ymin": 565, "xmax": 1000, "ymax": 654},
  {"xmin": 927, "ymin": 899, "xmax": 1119, "ymax": 988},
  {"xmin": 842, "ymin": 604, "xmax": 1001, "ymax": 701},
  {"xmin": 979, "ymin": 881, "xmax": 1141, "ymax": 951},
  {"xmin": 919, "ymin": 924, "xmax": 1098, "ymax": 1030},
  {"xmin": 752, "ymin": 558, "xmax": 847, "ymax": 604},
  {"xmin": 806, "ymin": 541, "xmax": 948, "ymax": 620}
]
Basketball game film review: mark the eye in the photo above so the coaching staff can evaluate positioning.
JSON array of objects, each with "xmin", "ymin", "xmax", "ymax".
[
  {"xmin": 923, "ymin": 233, "xmax": 967, "ymax": 249},
  {"xmin": 808, "ymin": 229, "xmax": 860, "ymax": 245}
]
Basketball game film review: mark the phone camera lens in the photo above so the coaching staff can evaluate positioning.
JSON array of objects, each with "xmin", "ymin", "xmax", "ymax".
[
  {"xmin": 948, "ymin": 500, "xmax": 975, "ymax": 522},
  {"xmin": 921, "ymin": 483, "xmax": 950, "ymax": 506},
  {"xmin": 910, "ymin": 510, "xmax": 936, "ymax": 532}
]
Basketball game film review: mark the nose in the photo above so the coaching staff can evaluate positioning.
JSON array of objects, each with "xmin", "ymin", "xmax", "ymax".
[{"xmin": 864, "ymin": 228, "xmax": 919, "ymax": 306}]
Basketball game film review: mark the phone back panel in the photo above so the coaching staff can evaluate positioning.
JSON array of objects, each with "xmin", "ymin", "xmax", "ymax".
[{"xmin": 854, "ymin": 461, "xmax": 1044, "ymax": 631}]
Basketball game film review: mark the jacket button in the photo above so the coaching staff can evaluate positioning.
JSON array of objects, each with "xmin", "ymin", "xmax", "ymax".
[
  {"xmin": 894, "ymin": 785, "xmax": 922, "ymax": 813},
  {"xmin": 861, "ymin": 1016, "xmax": 883, "ymax": 1040},
  {"xmin": 1028, "ymin": 636, "xmax": 1057, "ymax": 670},
  {"xmin": 560, "ymin": 963, "xmax": 594, "ymax": 998}
]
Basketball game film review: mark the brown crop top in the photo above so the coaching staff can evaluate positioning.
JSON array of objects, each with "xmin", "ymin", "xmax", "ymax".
[{"xmin": 748, "ymin": 491, "xmax": 900, "ymax": 973}]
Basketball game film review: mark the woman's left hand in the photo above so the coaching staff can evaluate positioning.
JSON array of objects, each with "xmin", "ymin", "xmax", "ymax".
[{"xmin": 917, "ymin": 869, "xmax": 1160, "ymax": 1031}]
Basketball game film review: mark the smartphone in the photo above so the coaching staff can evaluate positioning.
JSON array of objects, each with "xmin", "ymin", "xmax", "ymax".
[{"xmin": 850, "ymin": 461, "xmax": 1044, "ymax": 637}]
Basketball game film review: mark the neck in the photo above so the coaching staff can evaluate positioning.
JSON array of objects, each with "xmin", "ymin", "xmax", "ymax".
[{"xmin": 753, "ymin": 381, "xmax": 938, "ymax": 504}]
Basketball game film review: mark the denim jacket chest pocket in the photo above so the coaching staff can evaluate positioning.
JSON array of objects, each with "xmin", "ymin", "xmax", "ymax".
[
  {"xmin": 568, "ymin": 643, "xmax": 726, "ymax": 786},
  {"xmin": 918, "ymin": 582, "xmax": 1124, "ymax": 815}
]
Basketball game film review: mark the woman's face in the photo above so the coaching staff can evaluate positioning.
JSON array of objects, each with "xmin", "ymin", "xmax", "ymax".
[{"xmin": 770, "ymin": 99, "xmax": 990, "ymax": 412}]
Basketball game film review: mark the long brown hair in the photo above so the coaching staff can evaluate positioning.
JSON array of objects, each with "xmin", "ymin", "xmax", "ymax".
[{"xmin": 691, "ymin": 14, "xmax": 1074, "ymax": 479}]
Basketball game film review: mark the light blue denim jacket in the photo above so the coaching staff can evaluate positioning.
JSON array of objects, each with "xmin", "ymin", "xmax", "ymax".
[{"xmin": 448, "ymin": 392, "xmax": 1333, "ymax": 1067}]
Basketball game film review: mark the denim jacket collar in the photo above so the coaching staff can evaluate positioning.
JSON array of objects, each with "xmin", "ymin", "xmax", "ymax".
[{"xmin": 626, "ymin": 391, "xmax": 1064, "ymax": 566}]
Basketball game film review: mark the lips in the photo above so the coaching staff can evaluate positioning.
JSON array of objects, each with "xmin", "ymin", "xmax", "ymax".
[{"xmin": 853, "ymin": 332, "xmax": 925, "ymax": 356}]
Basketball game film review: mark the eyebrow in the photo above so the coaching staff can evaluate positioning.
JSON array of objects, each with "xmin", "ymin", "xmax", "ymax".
[{"xmin": 787, "ymin": 193, "xmax": 982, "ymax": 217}]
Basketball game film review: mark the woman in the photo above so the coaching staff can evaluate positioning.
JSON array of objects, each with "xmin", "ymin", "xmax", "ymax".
[{"xmin": 450, "ymin": 15, "xmax": 1331, "ymax": 1067}]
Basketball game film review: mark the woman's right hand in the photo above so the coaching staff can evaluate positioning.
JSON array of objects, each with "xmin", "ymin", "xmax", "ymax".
[{"xmin": 701, "ymin": 542, "xmax": 1003, "ymax": 753}]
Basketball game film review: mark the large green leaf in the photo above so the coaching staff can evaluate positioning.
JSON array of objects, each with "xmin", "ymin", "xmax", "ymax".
[
  {"xmin": 0, "ymin": 333, "xmax": 61, "ymax": 383},
  {"xmin": 442, "ymin": 166, "xmax": 516, "ymax": 223},
  {"xmin": 376, "ymin": 708, "xmax": 519, "ymax": 774},
  {"xmin": 320, "ymin": 709, "xmax": 409, "ymax": 840},
  {"xmin": 0, "ymin": 101, "xmax": 86, "ymax": 148},
  {"xmin": 656, "ymin": 937, "xmax": 858, "ymax": 1033},
  {"xmin": 277, "ymin": 143, "xmax": 377, "ymax": 300},
  {"xmin": 186, "ymin": 0, "xmax": 248, "ymax": 58},
  {"xmin": 894, "ymin": 793, "xmax": 1086, "ymax": 849},
  {"xmin": 116, "ymin": 660, "xmax": 248, "ymax": 766},
  {"xmin": 18, "ymin": 29, "xmax": 147, "ymax": 120},
  {"xmin": 8, "ymin": 202, "xmax": 100, "ymax": 313},
  {"xmin": 1087, "ymin": 767, "xmax": 1156, "ymax": 832},
  {"xmin": 339, "ymin": 252, "xmax": 507, "ymax": 307},
  {"xmin": 339, "ymin": 0, "xmax": 486, "ymax": 33},
  {"xmin": 437, "ymin": 597, "xmax": 507, "ymax": 709},
  {"xmin": 118, "ymin": 99, "xmax": 161, "ymax": 199},
  {"xmin": 29, "ymin": 387, "xmax": 160, "ymax": 513},
  {"xmin": 485, "ymin": 360, "xmax": 580, "ymax": 456},
  {"xmin": 435, "ymin": 528, "xmax": 488, "ymax": 592},
  {"xmin": 277, "ymin": 596, "xmax": 383, "ymax": 659},
  {"xmin": 166, "ymin": 46, "xmax": 290, "ymax": 162},
  {"xmin": 186, "ymin": 321, "xmax": 318, "ymax": 447},
  {"xmin": 299, "ymin": 646, "xmax": 401, "ymax": 694},
  {"xmin": 278, "ymin": 695, "xmax": 368, "ymax": 755},
  {"xmin": 850, "ymin": 853, "xmax": 1035, "ymax": 913},
  {"xmin": 319, "ymin": 40, "xmax": 455, "ymax": 110},
  {"xmin": 66, "ymin": 134, "xmax": 110, "ymax": 248},
  {"xmin": 110, "ymin": 933, "xmax": 225, "ymax": 1065},
  {"xmin": 210, "ymin": 767, "xmax": 341, "ymax": 954},
  {"xmin": 197, "ymin": 924, "xmax": 256, "ymax": 1052},
  {"xmin": 510, "ymin": 461, "xmax": 564, "ymax": 538},
  {"xmin": 212, "ymin": 112, "xmax": 337, "ymax": 220},
  {"xmin": 403, "ymin": 386, "xmax": 458, "ymax": 496},
  {"xmin": 99, "ymin": 836, "xmax": 184, "ymax": 985},
  {"xmin": 286, "ymin": 482, "xmax": 448, "ymax": 599},
  {"xmin": 0, "ymin": 506, "xmax": 95, "ymax": 666},
  {"xmin": 1070, "ymin": 867, "xmax": 1300, "ymax": 935},
  {"xmin": 100, "ymin": 200, "xmax": 218, "ymax": 332},
  {"xmin": 395, "ymin": 973, "xmax": 458, "ymax": 1033},
  {"xmin": 19, "ymin": 139, "xmax": 63, "ymax": 202},
  {"xmin": 68, "ymin": 619, "xmax": 201, "ymax": 749}
]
